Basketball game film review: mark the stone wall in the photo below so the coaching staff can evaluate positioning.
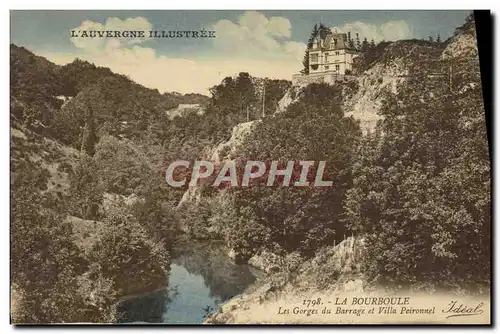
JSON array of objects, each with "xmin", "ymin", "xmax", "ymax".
[
  {"xmin": 292, "ymin": 72, "xmax": 358, "ymax": 86},
  {"xmin": 291, "ymin": 72, "xmax": 327, "ymax": 86}
]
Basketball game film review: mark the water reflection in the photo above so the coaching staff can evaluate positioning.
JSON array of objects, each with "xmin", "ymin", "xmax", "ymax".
[
  {"xmin": 116, "ymin": 288, "xmax": 172, "ymax": 323},
  {"xmin": 116, "ymin": 241, "xmax": 261, "ymax": 324}
]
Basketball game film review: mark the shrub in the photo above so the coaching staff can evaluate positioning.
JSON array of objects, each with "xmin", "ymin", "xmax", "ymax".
[
  {"xmin": 345, "ymin": 33, "xmax": 490, "ymax": 292},
  {"xmin": 87, "ymin": 204, "xmax": 170, "ymax": 296}
]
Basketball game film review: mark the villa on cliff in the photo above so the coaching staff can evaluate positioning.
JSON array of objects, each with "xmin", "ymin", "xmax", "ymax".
[
  {"xmin": 308, "ymin": 30, "xmax": 359, "ymax": 75},
  {"xmin": 292, "ymin": 29, "xmax": 359, "ymax": 85}
]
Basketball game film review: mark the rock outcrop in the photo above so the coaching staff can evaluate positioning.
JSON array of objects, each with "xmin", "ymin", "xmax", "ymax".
[
  {"xmin": 210, "ymin": 120, "xmax": 260, "ymax": 163},
  {"xmin": 205, "ymin": 237, "xmax": 366, "ymax": 324},
  {"xmin": 177, "ymin": 120, "xmax": 259, "ymax": 206},
  {"xmin": 280, "ymin": 40, "xmax": 449, "ymax": 134},
  {"xmin": 165, "ymin": 103, "xmax": 206, "ymax": 120}
]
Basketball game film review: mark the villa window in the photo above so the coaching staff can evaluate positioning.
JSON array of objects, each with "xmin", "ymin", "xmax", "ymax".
[
  {"xmin": 325, "ymin": 66, "xmax": 329, "ymax": 70},
  {"xmin": 335, "ymin": 65, "xmax": 340, "ymax": 72},
  {"xmin": 335, "ymin": 51, "xmax": 340, "ymax": 55},
  {"xmin": 310, "ymin": 54, "xmax": 318, "ymax": 62},
  {"xmin": 325, "ymin": 54, "xmax": 328, "ymax": 62}
]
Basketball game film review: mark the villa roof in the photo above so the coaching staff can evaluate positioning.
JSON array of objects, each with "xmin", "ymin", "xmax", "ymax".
[
  {"xmin": 309, "ymin": 32, "xmax": 356, "ymax": 52},
  {"xmin": 324, "ymin": 33, "xmax": 348, "ymax": 50}
]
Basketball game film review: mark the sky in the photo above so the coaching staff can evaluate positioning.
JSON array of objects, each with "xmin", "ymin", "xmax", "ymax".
[{"xmin": 10, "ymin": 10, "xmax": 470, "ymax": 95}]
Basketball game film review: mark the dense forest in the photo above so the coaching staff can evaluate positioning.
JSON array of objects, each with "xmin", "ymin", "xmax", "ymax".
[
  {"xmin": 10, "ymin": 45, "xmax": 292, "ymax": 322},
  {"xmin": 10, "ymin": 13, "xmax": 489, "ymax": 324},
  {"xmin": 178, "ymin": 13, "xmax": 490, "ymax": 292}
]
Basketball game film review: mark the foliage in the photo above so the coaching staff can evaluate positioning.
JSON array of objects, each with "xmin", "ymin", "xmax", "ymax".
[
  {"xmin": 10, "ymin": 45, "xmax": 63, "ymax": 131},
  {"xmin": 159, "ymin": 72, "xmax": 291, "ymax": 203},
  {"xmin": 345, "ymin": 22, "xmax": 490, "ymax": 291},
  {"xmin": 301, "ymin": 23, "xmax": 330, "ymax": 74},
  {"xmin": 68, "ymin": 154, "xmax": 103, "ymax": 220},
  {"xmin": 11, "ymin": 45, "xmax": 209, "ymax": 146},
  {"xmin": 301, "ymin": 24, "xmax": 319, "ymax": 74},
  {"xmin": 132, "ymin": 174, "xmax": 181, "ymax": 244},
  {"xmin": 11, "ymin": 134, "xmax": 173, "ymax": 323},
  {"xmin": 11, "ymin": 160, "xmax": 91, "ymax": 323},
  {"xmin": 208, "ymin": 72, "xmax": 259, "ymax": 124},
  {"xmin": 86, "ymin": 203, "xmax": 171, "ymax": 296},
  {"xmin": 225, "ymin": 83, "xmax": 361, "ymax": 257},
  {"xmin": 452, "ymin": 12, "xmax": 476, "ymax": 39},
  {"xmin": 352, "ymin": 41, "xmax": 393, "ymax": 74},
  {"xmin": 92, "ymin": 135, "xmax": 150, "ymax": 196},
  {"xmin": 80, "ymin": 103, "xmax": 98, "ymax": 156},
  {"xmin": 9, "ymin": 14, "xmax": 489, "ymax": 322},
  {"xmin": 76, "ymin": 263, "xmax": 118, "ymax": 322}
]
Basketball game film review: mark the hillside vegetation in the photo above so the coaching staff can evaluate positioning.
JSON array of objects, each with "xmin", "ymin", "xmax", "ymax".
[
  {"xmin": 201, "ymin": 13, "xmax": 490, "ymax": 324},
  {"xmin": 10, "ymin": 13, "xmax": 489, "ymax": 324},
  {"xmin": 10, "ymin": 45, "xmax": 291, "ymax": 323}
]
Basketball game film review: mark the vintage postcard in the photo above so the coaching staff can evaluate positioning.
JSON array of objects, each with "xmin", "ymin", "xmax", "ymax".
[{"xmin": 10, "ymin": 10, "xmax": 491, "ymax": 325}]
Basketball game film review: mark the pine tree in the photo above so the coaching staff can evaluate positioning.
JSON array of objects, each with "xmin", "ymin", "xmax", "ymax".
[
  {"xmin": 428, "ymin": 35, "xmax": 434, "ymax": 43},
  {"xmin": 318, "ymin": 23, "xmax": 331, "ymax": 45},
  {"xmin": 356, "ymin": 33, "xmax": 361, "ymax": 50},
  {"xmin": 348, "ymin": 31, "xmax": 356, "ymax": 49},
  {"xmin": 436, "ymin": 33, "xmax": 441, "ymax": 43},
  {"xmin": 81, "ymin": 103, "xmax": 97, "ymax": 157},
  {"xmin": 361, "ymin": 37, "xmax": 369, "ymax": 52},
  {"xmin": 301, "ymin": 24, "xmax": 319, "ymax": 74},
  {"xmin": 370, "ymin": 38, "xmax": 376, "ymax": 49},
  {"xmin": 301, "ymin": 23, "xmax": 330, "ymax": 74},
  {"xmin": 318, "ymin": 23, "xmax": 330, "ymax": 40}
]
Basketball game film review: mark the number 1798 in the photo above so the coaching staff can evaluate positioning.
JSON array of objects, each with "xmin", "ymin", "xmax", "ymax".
[{"xmin": 303, "ymin": 298, "xmax": 321, "ymax": 307}]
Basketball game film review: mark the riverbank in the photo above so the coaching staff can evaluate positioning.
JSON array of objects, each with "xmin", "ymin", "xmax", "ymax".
[
  {"xmin": 115, "ymin": 239, "xmax": 263, "ymax": 324},
  {"xmin": 205, "ymin": 237, "xmax": 365, "ymax": 324},
  {"xmin": 204, "ymin": 236, "xmax": 491, "ymax": 325},
  {"xmin": 204, "ymin": 276, "xmax": 366, "ymax": 324}
]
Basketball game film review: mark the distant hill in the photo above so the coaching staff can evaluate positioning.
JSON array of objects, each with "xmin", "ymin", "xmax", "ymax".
[{"xmin": 10, "ymin": 44, "xmax": 209, "ymax": 145}]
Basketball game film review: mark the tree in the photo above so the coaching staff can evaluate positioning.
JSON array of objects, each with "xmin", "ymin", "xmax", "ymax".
[
  {"xmin": 345, "ymin": 18, "xmax": 490, "ymax": 291},
  {"xmin": 93, "ymin": 135, "xmax": 151, "ymax": 196},
  {"xmin": 361, "ymin": 37, "xmax": 370, "ymax": 52},
  {"xmin": 301, "ymin": 23, "xmax": 331, "ymax": 74},
  {"xmin": 428, "ymin": 35, "xmax": 434, "ymax": 42},
  {"xmin": 68, "ymin": 155, "xmax": 102, "ymax": 220},
  {"xmin": 132, "ymin": 173, "xmax": 181, "ymax": 244},
  {"xmin": 86, "ymin": 204, "xmax": 170, "ymax": 296},
  {"xmin": 235, "ymin": 72, "xmax": 258, "ymax": 118},
  {"xmin": 453, "ymin": 11, "xmax": 475, "ymax": 37},
  {"xmin": 318, "ymin": 23, "xmax": 331, "ymax": 40},
  {"xmin": 301, "ymin": 24, "xmax": 319, "ymax": 74},
  {"xmin": 348, "ymin": 32, "xmax": 356, "ymax": 49},
  {"xmin": 80, "ymin": 102, "xmax": 98, "ymax": 156},
  {"xmin": 436, "ymin": 33, "xmax": 441, "ymax": 43},
  {"xmin": 228, "ymin": 83, "xmax": 361, "ymax": 257},
  {"xmin": 11, "ymin": 161, "xmax": 90, "ymax": 323}
]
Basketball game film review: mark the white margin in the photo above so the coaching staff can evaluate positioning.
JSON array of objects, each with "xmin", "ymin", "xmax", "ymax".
[{"xmin": 1, "ymin": 2, "xmax": 498, "ymax": 334}]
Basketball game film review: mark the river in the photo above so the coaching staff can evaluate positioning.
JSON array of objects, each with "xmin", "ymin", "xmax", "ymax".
[{"xmin": 115, "ymin": 240, "xmax": 263, "ymax": 324}]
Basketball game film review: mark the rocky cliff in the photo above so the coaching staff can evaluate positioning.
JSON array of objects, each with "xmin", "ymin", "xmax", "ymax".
[
  {"xmin": 203, "ymin": 19, "xmax": 483, "ymax": 324},
  {"xmin": 177, "ymin": 120, "xmax": 260, "ymax": 206},
  {"xmin": 281, "ymin": 40, "xmax": 447, "ymax": 134}
]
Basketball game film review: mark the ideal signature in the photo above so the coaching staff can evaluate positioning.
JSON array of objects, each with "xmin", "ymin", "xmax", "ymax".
[{"xmin": 442, "ymin": 300, "xmax": 485, "ymax": 318}]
